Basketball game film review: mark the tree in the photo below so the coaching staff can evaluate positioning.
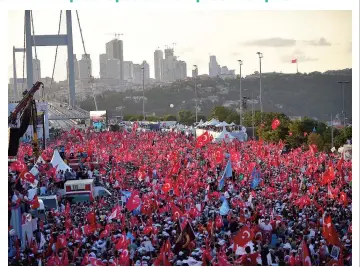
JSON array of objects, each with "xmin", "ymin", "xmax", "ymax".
[
  {"xmin": 163, "ymin": 114, "xmax": 177, "ymax": 121},
  {"xmin": 178, "ymin": 110, "xmax": 194, "ymax": 125},
  {"xmin": 307, "ymin": 132, "xmax": 324, "ymax": 151},
  {"xmin": 210, "ymin": 106, "xmax": 233, "ymax": 122}
]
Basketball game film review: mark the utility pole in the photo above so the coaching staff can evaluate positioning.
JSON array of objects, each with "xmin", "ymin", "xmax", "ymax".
[
  {"xmin": 193, "ymin": 65, "xmax": 198, "ymax": 123},
  {"xmin": 142, "ymin": 63, "xmax": 145, "ymax": 121},
  {"xmin": 336, "ymin": 80, "xmax": 350, "ymax": 127},
  {"xmin": 331, "ymin": 113, "xmax": 334, "ymax": 148},
  {"xmin": 238, "ymin": 60, "xmax": 243, "ymax": 126},
  {"xmin": 256, "ymin": 52, "xmax": 263, "ymax": 123}
]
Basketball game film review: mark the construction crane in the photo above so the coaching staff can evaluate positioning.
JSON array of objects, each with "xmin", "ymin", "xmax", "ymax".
[
  {"xmin": 105, "ymin": 33, "xmax": 123, "ymax": 40},
  {"xmin": 8, "ymin": 81, "xmax": 44, "ymax": 159}
]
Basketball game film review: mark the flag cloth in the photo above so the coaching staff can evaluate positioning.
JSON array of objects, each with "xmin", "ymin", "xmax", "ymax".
[
  {"xmin": 271, "ymin": 118, "xmax": 281, "ymax": 130},
  {"xmin": 291, "ymin": 59, "xmax": 297, "ymax": 63},
  {"xmin": 174, "ymin": 221, "xmax": 196, "ymax": 253},
  {"xmin": 234, "ymin": 226, "xmax": 254, "ymax": 247},
  {"xmin": 218, "ymin": 159, "xmax": 232, "ymax": 190},
  {"xmin": 250, "ymin": 168, "xmax": 261, "ymax": 189},
  {"xmin": 219, "ymin": 199, "xmax": 230, "ymax": 215}
]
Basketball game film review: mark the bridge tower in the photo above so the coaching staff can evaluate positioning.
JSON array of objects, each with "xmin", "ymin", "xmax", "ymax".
[{"xmin": 25, "ymin": 10, "xmax": 76, "ymax": 107}]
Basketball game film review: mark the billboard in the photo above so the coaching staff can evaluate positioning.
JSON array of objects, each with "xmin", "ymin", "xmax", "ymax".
[{"xmin": 90, "ymin": 110, "xmax": 107, "ymax": 131}]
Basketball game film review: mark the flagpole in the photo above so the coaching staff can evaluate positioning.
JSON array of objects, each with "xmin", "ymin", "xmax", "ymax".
[{"xmin": 296, "ymin": 60, "xmax": 298, "ymax": 73}]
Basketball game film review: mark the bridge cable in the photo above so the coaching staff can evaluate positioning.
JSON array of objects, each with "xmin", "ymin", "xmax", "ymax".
[
  {"xmin": 49, "ymin": 11, "xmax": 63, "ymax": 94},
  {"xmin": 76, "ymin": 10, "xmax": 98, "ymax": 111},
  {"xmin": 21, "ymin": 13, "xmax": 26, "ymax": 92}
]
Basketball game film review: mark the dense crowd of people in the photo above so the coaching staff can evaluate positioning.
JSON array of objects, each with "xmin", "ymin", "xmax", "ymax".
[{"xmin": 8, "ymin": 128, "xmax": 352, "ymax": 266}]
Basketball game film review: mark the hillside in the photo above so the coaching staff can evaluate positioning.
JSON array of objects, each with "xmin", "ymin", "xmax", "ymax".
[{"xmin": 79, "ymin": 69, "xmax": 352, "ymax": 122}]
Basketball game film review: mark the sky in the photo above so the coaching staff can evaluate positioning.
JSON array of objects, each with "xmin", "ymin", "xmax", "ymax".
[{"xmin": 8, "ymin": 10, "xmax": 352, "ymax": 81}]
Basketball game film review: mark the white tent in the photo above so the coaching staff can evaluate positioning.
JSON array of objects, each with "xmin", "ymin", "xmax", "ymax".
[
  {"xmin": 229, "ymin": 122, "xmax": 237, "ymax": 126},
  {"xmin": 214, "ymin": 127, "xmax": 235, "ymax": 142},
  {"xmin": 51, "ymin": 150, "xmax": 71, "ymax": 172},
  {"xmin": 215, "ymin": 121, "xmax": 230, "ymax": 127},
  {"xmin": 204, "ymin": 118, "xmax": 220, "ymax": 126},
  {"xmin": 196, "ymin": 120, "xmax": 204, "ymax": 127}
]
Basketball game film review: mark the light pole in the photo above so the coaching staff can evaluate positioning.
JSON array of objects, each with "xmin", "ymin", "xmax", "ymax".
[
  {"xmin": 238, "ymin": 60, "xmax": 243, "ymax": 126},
  {"xmin": 193, "ymin": 65, "xmax": 198, "ymax": 123},
  {"xmin": 337, "ymin": 81, "xmax": 350, "ymax": 126},
  {"xmin": 256, "ymin": 52, "xmax": 263, "ymax": 122},
  {"xmin": 244, "ymin": 88, "xmax": 255, "ymax": 139},
  {"xmin": 142, "ymin": 63, "xmax": 145, "ymax": 121},
  {"xmin": 116, "ymin": 106, "xmax": 124, "ymax": 120}
]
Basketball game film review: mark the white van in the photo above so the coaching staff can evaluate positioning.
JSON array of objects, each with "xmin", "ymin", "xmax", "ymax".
[{"xmin": 63, "ymin": 179, "xmax": 111, "ymax": 203}]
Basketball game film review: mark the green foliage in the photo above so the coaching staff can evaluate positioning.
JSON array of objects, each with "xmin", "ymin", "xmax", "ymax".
[
  {"xmin": 178, "ymin": 110, "xmax": 194, "ymax": 125},
  {"xmin": 307, "ymin": 132, "xmax": 324, "ymax": 150},
  {"xmin": 210, "ymin": 106, "xmax": 232, "ymax": 122},
  {"xmin": 146, "ymin": 116, "xmax": 161, "ymax": 122},
  {"xmin": 163, "ymin": 114, "xmax": 177, "ymax": 121}
]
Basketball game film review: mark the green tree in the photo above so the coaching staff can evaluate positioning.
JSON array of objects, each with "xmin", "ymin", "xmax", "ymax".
[
  {"xmin": 163, "ymin": 114, "xmax": 177, "ymax": 121},
  {"xmin": 178, "ymin": 110, "xmax": 194, "ymax": 125},
  {"xmin": 307, "ymin": 132, "xmax": 324, "ymax": 151},
  {"xmin": 210, "ymin": 106, "xmax": 233, "ymax": 122}
]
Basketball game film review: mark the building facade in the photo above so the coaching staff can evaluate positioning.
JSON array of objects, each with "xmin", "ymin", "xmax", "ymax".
[
  {"xmin": 123, "ymin": 61, "xmax": 134, "ymax": 82},
  {"xmin": 209, "ymin": 55, "xmax": 221, "ymax": 77},
  {"xmin": 78, "ymin": 54, "xmax": 92, "ymax": 82},
  {"xmin": 133, "ymin": 64, "xmax": 142, "ymax": 84},
  {"xmin": 154, "ymin": 50, "xmax": 163, "ymax": 82},
  {"xmin": 106, "ymin": 39, "xmax": 124, "ymax": 81},
  {"xmin": 106, "ymin": 59, "xmax": 121, "ymax": 80},
  {"xmin": 99, "ymin": 54, "xmax": 108, "ymax": 79}
]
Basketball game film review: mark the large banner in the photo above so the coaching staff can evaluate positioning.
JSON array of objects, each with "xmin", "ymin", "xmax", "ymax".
[{"xmin": 90, "ymin": 110, "xmax": 107, "ymax": 131}]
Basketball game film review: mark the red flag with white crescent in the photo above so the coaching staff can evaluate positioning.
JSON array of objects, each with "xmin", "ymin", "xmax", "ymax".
[{"xmin": 233, "ymin": 226, "xmax": 254, "ymax": 247}]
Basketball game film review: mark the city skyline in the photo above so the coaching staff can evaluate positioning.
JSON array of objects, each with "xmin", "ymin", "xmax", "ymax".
[{"xmin": 8, "ymin": 10, "xmax": 351, "ymax": 82}]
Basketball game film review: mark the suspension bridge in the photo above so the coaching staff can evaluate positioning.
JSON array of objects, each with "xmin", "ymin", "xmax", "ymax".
[{"xmin": 11, "ymin": 10, "xmax": 98, "ymax": 123}]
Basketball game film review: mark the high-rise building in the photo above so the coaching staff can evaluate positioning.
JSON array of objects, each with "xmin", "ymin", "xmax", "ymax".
[
  {"xmin": 123, "ymin": 61, "xmax": 134, "ymax": 82},
  {"xmin": 164, "ymin": 48, "xmax": 174, "ymax": 59},
  {"xmin": 221, "ymin": 66, "xmax": 229, "ymax": 75},
  {"xmin": 162, "ymin": 56, "xmax": 176, "ymax": 82},
  {"xmin": 32, "ymin": 58, "xmax": 41, "ymax": 82},
  {"xmin": 133, "ymin": 64, "xmax": 142, "ymax": 84},
  {"xmin": 154, "ymin": 50, "xmax": 163, "ymax": 82},
  {"xmin": 106, "ymin": 59, "xmax": 120, "ymax": 80},
  {"xmin": 106, "ymin": 39, "xmax": 124, "ymax": 80},
  {"xmin": 192, "ymin": 68, "xmax": 198, "ymax": 78},
  {"xmin": 175, "ymin": 60, "xmax": 187, "ymax": 80},
  {"xmin": 66, "ymin": 54, "xmax": 79, "ymax": 81},
  {"xmin": 209, "ymin": 55, "xmax": 221, "ymax": 77},
  {"xmin": 99, "ymin": 54, "xmax": 108, "ymax": 79},
  {"xmin": 142, "ymin": 61, "xmax": 150, "ymax": 83},
  {"xmin": 78, "ymin": 54, "xmax": 92, "ymax": 82}
]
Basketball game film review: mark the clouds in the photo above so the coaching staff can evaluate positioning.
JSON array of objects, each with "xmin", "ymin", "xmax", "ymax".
[
  {"xmin": 281, "ymin": 49, "xmax": 318, "ymax": 63},
  {"xmin": 244, "ymin": 38, "xmax": 296, "ymax": 47},
  {"xmin": 304, "ymin": 37, "xmax": 331, "ymax": 46},
  {"xmin": 243, "ymin": 37, "xmax": 332, "ymax": 47}
]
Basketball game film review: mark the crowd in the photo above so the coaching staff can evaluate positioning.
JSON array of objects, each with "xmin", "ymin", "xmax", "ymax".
[{"xmin": 8, "ymin": 128, "xmax": 352, "ymax": 266}]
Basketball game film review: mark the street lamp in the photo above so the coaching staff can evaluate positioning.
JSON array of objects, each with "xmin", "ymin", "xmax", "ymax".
[
  {"xmin": 244, "ymin": 88, "xmax": 255, "ymax": 139},
  {"xmin": 116, "ymin": 106, "xmax": 124, "ymax": 120},
  {"xmin": 256, "ymin": 52, "xmax": 263, "ymax": 122},
  {"xmin": 142, "ymin": 63, "xmax": 145, "ymax": 121},
  {"xmin": 193, "ymin": 65, "xmax": 198, "ymax": 123},
  {"xmin": 237, "ymin": 60, "xmax": 243, "ymax": 126},
  {"xmin": 336, "ymin": 80, "xmax": 350, "ymax": 126},
  {"xmin": 326, "ymin": 113, "xmax": 334, "ymax": 148}
]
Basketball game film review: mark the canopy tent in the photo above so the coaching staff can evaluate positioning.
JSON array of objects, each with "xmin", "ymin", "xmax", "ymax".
[
  {"xmin": 204, "ymin": 118, "xmax": 220, "ymax": 126},
  {"xmin": 215, "ymin": 121, "xmax": 230, "ymax": 127},
  {"xmin": 196, "ymin": 120, "xmax": 204, "ymax": 127},
  {"xmin": 214, "ymin": 127, "xmax": 235, "ymax": 142},
  {"xmin": 51, "ymin": 149, "xmax": 71, "ymax": 172},
  {"xmin": 229, "ymin": 122, "xmax": 237, "ymax": 126}
]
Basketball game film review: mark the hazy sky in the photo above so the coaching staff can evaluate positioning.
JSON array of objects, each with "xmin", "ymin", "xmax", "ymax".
[{"xmin": 8, "ymin": 10, "xmax": 352, "ymax": 81}]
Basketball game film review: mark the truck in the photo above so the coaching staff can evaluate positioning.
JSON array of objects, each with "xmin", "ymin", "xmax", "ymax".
[{"xmin": 62, "ymin": 179, "xmax": 111, "ymax": 203}]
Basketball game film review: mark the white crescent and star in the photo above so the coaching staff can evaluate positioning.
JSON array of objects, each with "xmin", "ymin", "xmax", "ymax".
[{"xmin": 242, "ymin": 231, "xmax": 251, "ymax": 239}]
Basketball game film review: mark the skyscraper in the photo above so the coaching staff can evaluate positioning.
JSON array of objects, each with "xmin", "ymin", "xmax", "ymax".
[
  {"xmin": 133, "ymin": 64, "xmax": 142, "ymax": 84},
  {"xmin": 106, "ymin": 39, "xmax": 124, "ymax": 81},
  {"xmin": 154, "ymin": 50, "xmax": 163, "ymax": 82},
  {"xmin": 78, "ymin": 54, "xmax": 92, "ymax": 82},
  {"xmin": 99, "ymin": 54, "xmax": 108, "ymax": 79},
  {"xmin": 67, "ymin": 54, "xmax": 79, "ymax": 81},
  {"xmin": 106, "ymin": 59, "xmax": 120, "ymax": 80},
  {"xmin": 32, "ymin": 58, "xmax": 41, "ymax": 82},
  {"xmin": 123, "ymin": 61, "xmax": 134, "ymax": 82},
  {"xmin": 164, "ymin": 48, "xmax": 174, "ymax": 59},
  {"xmin": 142, "ymin": 61, "xmax": 150, "ymax": 84},
  {"xmin": 209, "ymin": 55, "xmax": 221, "ymax": 77}
]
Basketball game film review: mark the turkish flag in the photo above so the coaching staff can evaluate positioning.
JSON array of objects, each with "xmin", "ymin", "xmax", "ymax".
[
  {"xmin": 29, "ymin": 195, "xmax": 40, "ymax": 209},
  {"xmin": 309, "ymin": 144, "xmax": 318, "ymax": 154},
  {"xmin": 81, "ymin": 252, "xmax": 89, "ymax": 266},
  {"xmin": 126, "ymin": 190, "xmax": 141, "ymax": 211},
  {"xmin": 196, "ymin": 131, "xmax": 211, "ymax": 148},
  {"xmin": 86, "ymin": 211, "xmax": 96, "ymax": 225},
  {"xmin": 234, "ymin": 226, "xmax": 254, "ymax": 247},
  {"xmin": 10, "ymin": 160, "xmax": 27, "ymax": 173},
  {"xmin": 120, "ymin": 249, "xmax": 130, "ymax": 266},
  {"xmin": 214, "ymin": 148, "xmax": 224, "ymax": 163},
  {"xmin": 291, "ymin": 59, "xmax": 297, "ymax": 63},
  {"xmin": 56, "ymin": 234, "xmax": 67, "ymax": 250},
  {"xmin": 162, "ymin": 179, "xmax": 172, "ymax": 193},
  {"xmin": 302, "ymin": 240, "xmax": 312, "ymax": 266},
  {"xmin": 171, "ymin": 203, "xmax": 183, "ymax": 221},
  {"xmin": 322, "ymin": 216, "xmax": 341, "ymax": 247},
  {"xmin": 19, "ymin": 171, "xmax": 35, "ymax": 184},
  {"xmin": 339, "ymin": 192, "xmax": 348, "ymax": 206},
  {"xmin": 271, "ymin": 118, "xmax": 281, "ymax": 130},
  {"xmin": 89, "ymin": 257, "xmax": 105, "ymax": 266}
]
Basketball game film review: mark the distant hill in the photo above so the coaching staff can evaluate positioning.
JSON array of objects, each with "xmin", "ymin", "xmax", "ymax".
[{"xmin": 79, "ymin": 69, "xmax": 352, "ymax": 122}]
